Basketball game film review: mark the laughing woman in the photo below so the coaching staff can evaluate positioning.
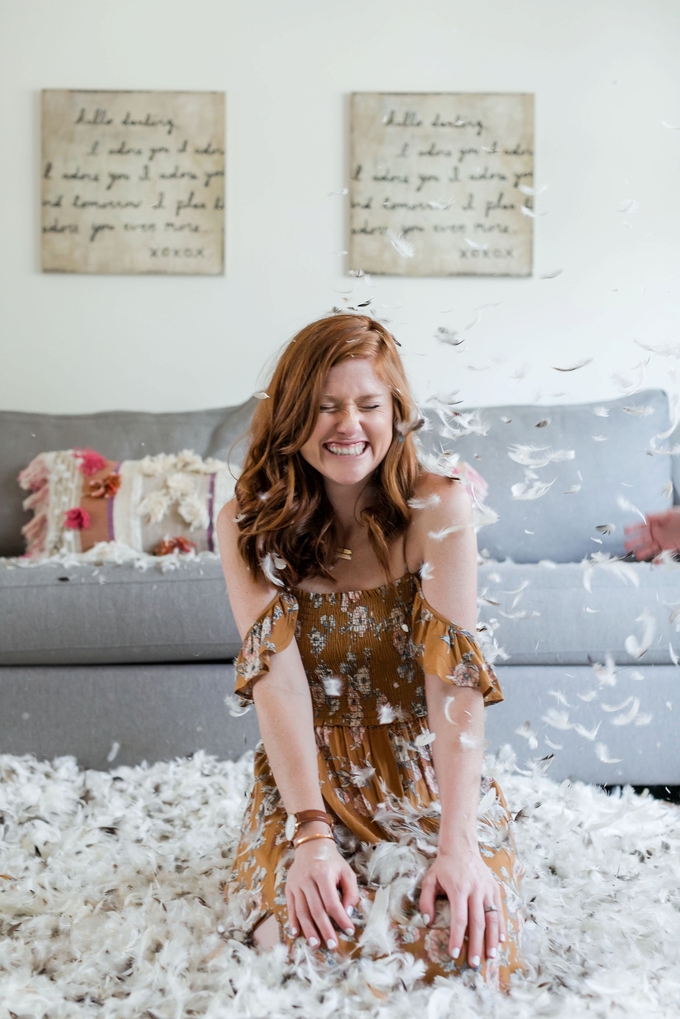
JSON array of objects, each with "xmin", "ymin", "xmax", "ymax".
[{"xmin": 216, "ymin": 315, "xmax": 524, "ymax": 989}]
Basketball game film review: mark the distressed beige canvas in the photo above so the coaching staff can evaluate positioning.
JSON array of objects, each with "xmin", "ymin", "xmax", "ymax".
[
  {"xmin": 350, "ymin": 93, "xmax": 534, "ymax": 277},
  {"xmin": 41, "ymin": 90, "xmax": 225, "ymax": 275}
]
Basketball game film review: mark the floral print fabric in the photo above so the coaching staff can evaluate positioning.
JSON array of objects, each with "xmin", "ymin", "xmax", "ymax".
[{"xmin": 226, "ymin": 573, "xmax": 524, "ymax": 989}]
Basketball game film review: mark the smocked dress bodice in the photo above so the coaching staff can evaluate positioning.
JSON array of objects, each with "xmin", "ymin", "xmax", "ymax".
[{"xmin": 234, "ymin": 572, "xmax": 503, "ymax": 725}]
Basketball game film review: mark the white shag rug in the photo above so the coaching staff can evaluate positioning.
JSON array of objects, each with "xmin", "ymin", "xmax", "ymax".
[{"xmin": 1, "ymin": 752, "xmax": 679, "ymax": 1019}]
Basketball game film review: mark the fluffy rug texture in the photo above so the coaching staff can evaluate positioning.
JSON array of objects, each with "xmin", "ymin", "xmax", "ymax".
[{"xmin": 1, "ymin": 750, "xmax": 679, "ymax": 1019}]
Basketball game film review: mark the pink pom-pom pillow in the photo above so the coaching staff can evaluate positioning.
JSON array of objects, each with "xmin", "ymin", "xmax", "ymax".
[{"xmin": 18, "ymin": 448, "xmax": 237, "ymax": 558}]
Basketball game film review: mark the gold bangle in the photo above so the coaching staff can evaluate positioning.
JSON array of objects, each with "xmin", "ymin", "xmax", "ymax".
[{"xmin": 293, "ymin": 832, "xmax": 335, "ymax": 849}]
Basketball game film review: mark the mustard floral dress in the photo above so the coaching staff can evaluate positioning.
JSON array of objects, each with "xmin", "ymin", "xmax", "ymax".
[{"xmin": 224, "ymin": 572, "xmax": 525, "ymax": 989}]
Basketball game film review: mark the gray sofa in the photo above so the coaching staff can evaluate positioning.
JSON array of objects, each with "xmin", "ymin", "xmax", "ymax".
[{"xmin": 1, "ymin": 389, "xmax": 678, "ymax": 785}]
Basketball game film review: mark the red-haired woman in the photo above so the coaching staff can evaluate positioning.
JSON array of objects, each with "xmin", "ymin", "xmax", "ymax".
[{"xmin": 217, "ymin": 315, "xmax": 524, "ymax": 989}]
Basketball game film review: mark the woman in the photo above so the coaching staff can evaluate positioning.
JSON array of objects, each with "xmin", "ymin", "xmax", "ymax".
[{"xmin": 216, "ymin": 314, "xmax": 524, "ymax": 989}]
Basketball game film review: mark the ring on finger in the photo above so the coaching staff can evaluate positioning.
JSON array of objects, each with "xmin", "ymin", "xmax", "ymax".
[{"xmin": 483, "ymin": 905, "xmax": 498, "ymax": 913}]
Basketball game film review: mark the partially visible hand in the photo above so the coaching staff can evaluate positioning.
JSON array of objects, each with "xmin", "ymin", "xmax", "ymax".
[
  {"xmin": 624, "ymin": 508, "xmax": 680, "ymax": 560},
  {"xmin": 419, "ymin": 841, "xmax": 506, "ymax": 967},
  {"xmin": 286, "ymin": 835, "xmax": 359, "ymax": 950}
]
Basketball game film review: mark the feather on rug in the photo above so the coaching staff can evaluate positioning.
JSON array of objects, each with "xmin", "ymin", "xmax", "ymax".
[{"xmin": 0, "ymin": 751, "xmax": 679, "ymax": 1018}]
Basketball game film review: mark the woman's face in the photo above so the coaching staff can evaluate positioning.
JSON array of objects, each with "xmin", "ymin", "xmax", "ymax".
[{"xmin": 300, "ymin": 357, "xmax": 395, "ymax": 488}]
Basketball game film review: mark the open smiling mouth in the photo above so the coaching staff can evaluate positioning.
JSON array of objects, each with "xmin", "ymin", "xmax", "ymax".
[{"xmin": 324, "ymin": 441, "xmax": 369, "ymax": 457}]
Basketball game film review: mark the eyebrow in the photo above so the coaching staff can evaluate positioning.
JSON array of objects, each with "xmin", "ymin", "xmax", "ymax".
[{"xmin": 320, "ymin": 392, "xmax": 385, "ymax": 400}]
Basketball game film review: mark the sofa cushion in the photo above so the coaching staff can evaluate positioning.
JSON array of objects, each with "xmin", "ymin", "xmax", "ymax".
[
  {"xmin": 477, "ymin": 559, "xmax": 680, "ymax": 666},
  {"xmin": 420, "ymin": 390, "xmax": 672, "ymax": 563},
  {"xmin": 2, "ymin": 555, "xmax": 678, "ymax": 669},
  {"xmin": 0, "ymin": 397, "xmax": 256, "ymax": 557},
  {"xmin": 0, "ymin": 556, "xmax": 240, "ymax": 666}
]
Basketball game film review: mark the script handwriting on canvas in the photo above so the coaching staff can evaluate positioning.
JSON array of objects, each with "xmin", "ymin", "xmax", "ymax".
[
  {"xmin": 41, "ymin": 90, "xmax": 225, "ymax": 274},
  {"xmin": 350, "ymin": 93, "xmax": 534, "ymax": 277}
]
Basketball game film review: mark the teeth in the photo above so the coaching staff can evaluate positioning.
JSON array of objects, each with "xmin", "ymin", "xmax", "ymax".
[{"xmin": 326, "ymin": 442, "xmax": 367, "ymax": 456}]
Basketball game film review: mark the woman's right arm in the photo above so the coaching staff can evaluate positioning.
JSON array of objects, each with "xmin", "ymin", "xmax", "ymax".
[{"xmin": 216, "ymin": 500, "xmax": 358, "ymax": 947}]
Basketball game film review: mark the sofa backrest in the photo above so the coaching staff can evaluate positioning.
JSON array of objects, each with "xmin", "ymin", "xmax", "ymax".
[
  {"xmin": 418, "ymin": 389, "xmax": 672, "ymax": 563},
  {"xmin": 1, "ymin": 390, "xmax": 672, "ymax": 563},
  {"xmin": 0, "ymin": 397, "xmax": 257, "ymax": 557}
]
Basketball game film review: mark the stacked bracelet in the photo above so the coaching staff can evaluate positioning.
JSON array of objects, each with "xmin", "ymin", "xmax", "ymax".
[
  {"xmin": 286, "ymin": 809, "xmax": 334, "ymax": 844},
  {"xmin": 293, "ymin": 832, "xmax": 335, "ymax": 849}
]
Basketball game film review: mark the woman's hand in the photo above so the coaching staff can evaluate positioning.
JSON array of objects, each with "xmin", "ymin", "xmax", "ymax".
[
  {"xmin": 624, "ymin": 508, "xmax": 680, "ymax": 561},
  {"xmin": 419, "ymin": 838, "xmax": 506, "ymax": 966},
  {"xmin": 286, "ymin": 832, "xmax": 359, "ymax": 949}
]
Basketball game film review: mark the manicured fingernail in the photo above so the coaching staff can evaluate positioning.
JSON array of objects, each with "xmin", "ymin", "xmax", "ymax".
[
  {"xmin": 327, "ymin": 939, "xmax": 337, "ymax": 950},
  {"xmin": 470, "ymin": 955, "xmax": 480, "ymax": 968},
  {"xmin": 345, "ymin": 927, "xmax": 354, "ymax": 936},
  {"xmin": 451, "ymin": 947, "xmax": 460, "ymax": 959},
  {"xmin": 422, "ymin": 913, "xmax": 430, "ymax": 925},
  {"xmin": 500, "ymin": 933, "xmax": 506, "ymax": 942},
  {"xmin": 488, "ymin": 947, "xmax": 497, "ymax": 959},
  {"xmin": 289, "ymin": 927, "xmax": 298, "ymax": 937},
  {"xmin": 308, "ymin": 937, "xmax": 319, "ymax": 947},
  {"xmin": 346, "ymin": 906, "xmax": 355, "ymax": 918}
]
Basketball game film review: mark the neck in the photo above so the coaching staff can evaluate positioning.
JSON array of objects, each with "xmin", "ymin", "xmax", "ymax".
[{"xmin": 324, "ymin": 476, "xmax": 374, "ymax": 534}]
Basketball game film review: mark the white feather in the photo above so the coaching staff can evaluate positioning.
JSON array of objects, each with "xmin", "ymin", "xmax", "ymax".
[
  {"xmin": 419, "ymin": 561, "xmax": 435, "ymax": 581},
  {"xmin": 224, "ymin": 694, "xmax": 252, "ymax": 717},
  {"xmin": 515, "ymin": 721, "xmax": 538, "ymax": 749},
  {"xmin": 582, "ymin": 553, "xmax": 640, "ymax": 594},
  {"xmin": 592, "ymin": 653, "xmax": 618, "ymax": 686},
  {"xmin": 624, "ymin": 610, "xmax": 656, "ymax": 660},
  {"xmin": 508, "ymin": 445, "xmax": 575, "ymax": 467},
  {"xmin": 459, "ymin": 732, "xmax": 486, "ymax": 750},
  {"xmin": 378, "ymin": 703, "xmax": 396, "ymax": 724},
  {"xmin": 322, "ymin": 676, "xmax": 344, "ymax": 697},
  {"xmin": 414, "ymin": 731, "xmax": 436, "ymax": 747},
  {"xmin": 617, "ymin": 494, "xmax": 646, "ymax": 521},
  {"xmin": 611, "ymin": 698, "xmax": 641, "ymax": 726},
  {"xmin": 511, "ymin": 479, "xmax": 556, "ymax": 500},
  {"xmin": 574, "ymin": 722, "xmax": 601, "ymax": 741},
  {"xmin": 427, "ymin": 523, "xmax": 471, "ymax": 540},
  {"xmin": 384, "ymin": 229, "xmax": 414, "ymax": 258},
  {"xmin": 542, "ymin": 708, "xmax": 574, "ymax": 730},
  {"xmin": 595, "ymin": 742, "xmax": 623, "ymax": 764},
  {"xmin": 260, "ymin": 552, "xmax": 284, "ymax": 587},
  {"xmin": 407, "ymin": 494, "xmax": 441, "ymax": 510}
]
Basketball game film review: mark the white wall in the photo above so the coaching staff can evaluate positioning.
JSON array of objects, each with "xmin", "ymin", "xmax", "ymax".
[{"xmin": 0, "ymin": 0, "xmax": 679, "ymax": 415}]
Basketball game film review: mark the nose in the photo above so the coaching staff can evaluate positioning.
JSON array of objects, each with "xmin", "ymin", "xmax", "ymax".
[{"xmin": 335, "ymin": 406, "xmax": 363, "ymax": 435}]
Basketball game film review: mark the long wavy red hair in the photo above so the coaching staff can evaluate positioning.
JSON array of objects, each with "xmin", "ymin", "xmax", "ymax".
[{"xmin": 235, "ymin": 315, "xmax": 423, "ymax": 587}]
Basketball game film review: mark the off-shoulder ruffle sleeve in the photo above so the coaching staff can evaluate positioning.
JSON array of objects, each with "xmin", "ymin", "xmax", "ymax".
[
  {"xmin": 233, "ymin": 591, "xmax": 299, "ymax": 706},
  {"xmin": 411, "ymin": 581, "xmax": 503, "ymax": 706}
]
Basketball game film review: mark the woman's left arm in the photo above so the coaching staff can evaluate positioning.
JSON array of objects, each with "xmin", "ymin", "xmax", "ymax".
[{"xmin": 408, "ymin": 475, "xmax": 505, "ymax": 965}]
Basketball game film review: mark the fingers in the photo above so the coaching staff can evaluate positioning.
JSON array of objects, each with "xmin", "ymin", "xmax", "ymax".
[
  {"xmin": 418, "ymin": 873, "xmax": 437, "ymax": 927},
  {"xmin": 319, "ymin": 878, "xmax": 355, "ymax": 938},
  {"xmin": 466, "ymin": 894, "xmax": 486, "ymax": 968},
  {"xmin": 483, "ymin": 904, "xmax": 500, "ymax": 961},
  {"xmin": 337, "ymin": 865, "xmax": 360, "ymax": 929},
  {"xmin": 304, "ymin": 882, "xmax": 340, "ymax": 949},
  {"xmin": 285, "ymin": 892, "xmax": 300, "ymax": 939},
  {"xmin": 291, "ymin": 890, "xmax": 322, "ymax": 948}
]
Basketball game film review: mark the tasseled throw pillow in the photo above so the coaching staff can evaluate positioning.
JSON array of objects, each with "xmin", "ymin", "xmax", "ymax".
[{"xmin": 18, "ymin": 447, "xmax": 237, "ymax": 558}]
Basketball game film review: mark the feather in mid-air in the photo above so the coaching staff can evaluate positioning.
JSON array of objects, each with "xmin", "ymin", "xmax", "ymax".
[
  {"xmin": 384, "ymin": 229, "xmax": 414, "ymax": 258},
  {"xmin": 595, "ymin": 742, "xmax": 623, "ymax": 764},
  {"xmin": 508, "ymin": 445, "xmax": 575, "ymax": 467},
  {"xmin": 552, "ymin": 358, "xmax": 593, "ymax": 372}
]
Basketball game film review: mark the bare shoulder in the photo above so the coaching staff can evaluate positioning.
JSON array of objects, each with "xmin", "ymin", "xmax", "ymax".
[
  {"xmin": 410, "ymin": 472, "xmax": 472, "ymax": 523},
  {"xmin": 216, "ymin": 497, "xmax": 239, "ymax": 559},
  {"xmin": 405, "ymin": 472, "xmax": 473, "ymax": 573}
]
